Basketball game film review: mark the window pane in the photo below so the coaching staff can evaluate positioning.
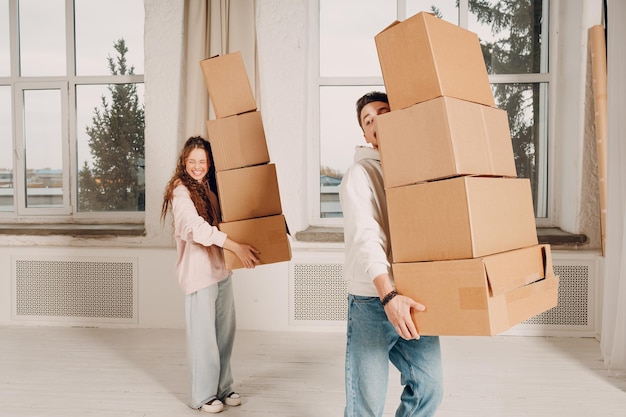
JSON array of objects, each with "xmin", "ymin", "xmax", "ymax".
[
  {"xmin": 19, "ymin": 0, "xmax": 66, "ymax": 76},
  {"xmin": 319, "ymin": 85, "xmax": 384, "ymax": 218},
  {"xmin": 406, "ymin": 0, "xmax": 458, "ymax": 24},
  {"xmin": 492, "ymin": 82, "xmax": 548, "ymax": 217},
  {"xmin": 0, "ymin": 0, "xmax": 9, "ymax": 76},
  {"xmin": 76, "ymin": 83, "xmax": 145, "ymax": 212},
  {"xmin": 0, "ymin": 86, "xmax": 13, "ymax": 211},
  {"xmin": 468, "ymin": 0, "xmax": 547, "ymax": 74},
  {"xmin": 319, "ymin": 0, "xmax": 395, "ymax": 77},
  {"xmin": 23, "ymin": 89, "xmax": 64, "ymax": 208},
  {"xmin": 74, "ymin": 0, "xmax": 144, "ymax": 75}
]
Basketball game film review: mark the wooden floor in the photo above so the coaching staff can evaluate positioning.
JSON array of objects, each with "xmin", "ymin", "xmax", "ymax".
[{"xmin": 1, "ymin": 327, "xmax": 625, "ymax": 417}]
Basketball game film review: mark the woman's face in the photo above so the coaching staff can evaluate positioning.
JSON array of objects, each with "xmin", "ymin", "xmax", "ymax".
[{"xmin": 185, "ymin": 147, "xmax": 209, "ymax": 182}]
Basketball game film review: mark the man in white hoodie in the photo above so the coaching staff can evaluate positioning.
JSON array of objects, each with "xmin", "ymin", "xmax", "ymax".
[{"xmin": 339, "ymin": 91, "xmax": 443, "ymax": 417}]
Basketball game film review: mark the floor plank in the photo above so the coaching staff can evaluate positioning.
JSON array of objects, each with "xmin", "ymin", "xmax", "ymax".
[{"xmin": 0, "ymin": 327, "xmax": 625, "ymax": 416}]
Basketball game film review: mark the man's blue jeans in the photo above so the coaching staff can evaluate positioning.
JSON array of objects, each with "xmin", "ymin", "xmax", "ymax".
[{"xmin": 344, "ymin": 294, "xmax": 444, "ymax": 417}]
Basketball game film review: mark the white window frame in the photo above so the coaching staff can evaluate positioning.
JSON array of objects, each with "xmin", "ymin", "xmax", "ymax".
[
  {"xmin": 309, "ymin": 0, "xmax": 555, "ymax": 228},
  {"xmin": 0, "ymin": 0, "xmax": 144, "ymax": 223},
  {"xmin": 13, "ymin": 82, "xmax": 71, "ymax": 216}
]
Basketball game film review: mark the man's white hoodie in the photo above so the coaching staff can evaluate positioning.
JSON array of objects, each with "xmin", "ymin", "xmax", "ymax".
[{"xmin": 339, "ymin": 146, "xmax": 393, "ymax": 297}]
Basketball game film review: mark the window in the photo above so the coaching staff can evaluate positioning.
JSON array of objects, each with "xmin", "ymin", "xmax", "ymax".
[
  {"xmin": 315, "ymin": 0, "xmax": 551, "ymax": 224},
  {"xmin": 0, "ymin": 0, "xmax": 144, "ymax": 221}
]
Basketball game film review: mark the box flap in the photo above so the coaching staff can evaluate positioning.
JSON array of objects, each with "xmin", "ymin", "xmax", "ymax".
[
  {"xmin": 504, "ymin": 274, "xmax": 559, "ymax": 330},
  {"xmin": 483, "ymin": 245, "xmax": 548, "ymax": 296},
  {"xmin": 377, "ymin": 20, "xmax": 401, "ymax": 34}
]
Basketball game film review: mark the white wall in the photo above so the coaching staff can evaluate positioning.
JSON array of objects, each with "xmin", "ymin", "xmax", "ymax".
[{"xmin": 256, "ymin": 0, "xmax": 309, "ymax": 234}]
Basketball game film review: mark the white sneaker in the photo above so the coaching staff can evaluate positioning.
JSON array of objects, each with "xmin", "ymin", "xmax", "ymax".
[
  {"xmin": 201, "ymin": 399, "xmax": 224, "ymax": 413},
  {"xmin": 224, "ymin": 392, "xmax": 242, "ymax": 406}
]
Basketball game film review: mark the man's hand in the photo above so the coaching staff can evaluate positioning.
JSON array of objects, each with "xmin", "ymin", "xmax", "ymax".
[
  {"xmin": 383, "ymin": 293, "xmax": 425, "ymax": 340},
  {"xmin": 373, "ymin": 273, "xmax": 424, "ymax": 340}
]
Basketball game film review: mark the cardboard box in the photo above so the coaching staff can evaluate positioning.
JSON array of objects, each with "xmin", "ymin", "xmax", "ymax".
[
  {"xmin": 375, "ymin": 12, "xmax": 495, "ymax": 110},
  {"xmin": 206, "ymin": 111, "xmax": 270, "ymax": 172},
  {"xmin": 387, "ymin": 176, "xmax": 538, "ymax": 262},
  {"xmin": 377, "ymin": 96, "xmax": 516, "ymax": 188},
  {"xmin": 393, "ymin": 244, "xmax": 559, "ymax": 336},
  {"xmin": 219, "ymin": 214, "xmax": 292, "ymax": 270},
  {"xmin": 200, "ymin": 52, "xmax": 256, "ymax": 118},
  {"xmin": 216, "ymin": 163, "xmax": 282, "ymax": 222}
]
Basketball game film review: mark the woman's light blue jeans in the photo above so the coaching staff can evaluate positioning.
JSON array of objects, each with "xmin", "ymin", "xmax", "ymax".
[
  {"xmin": 345, "ymin": 294, "xmax": 444, "ymax": 417},
  {"xmin": 185, "ymin": 275, "xmax": 236, "ymax": 409}
]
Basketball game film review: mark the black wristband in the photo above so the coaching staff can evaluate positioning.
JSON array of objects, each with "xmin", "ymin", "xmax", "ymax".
[{"xmin": 381, "ymin": 290, "xmax": 398, "ymax": 306}]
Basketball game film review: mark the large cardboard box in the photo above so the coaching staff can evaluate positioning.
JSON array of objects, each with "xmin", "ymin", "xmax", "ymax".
[
  {"xmin": 206, "ymin": 111, "xmax": 270, "ymax": 172},
  {"xmin": 387, "ymin": 176, "xmax": 538, "ymax": 262},
  {"xmin": 200, "ymin": 52, "xmax": 256, "ymax": 118},
  {"xmin": 219, "ymin": 214, "xmax": 292, "ymax": 270},
  {"xmin": 393, "ymin": 244, "xmax": 559, "ymax": 336},
  {"xmin": 377, "ymin": 96, "xmax": 516, "ymax": 188},
  {"xmin": 216, "ymin": 163, "xmax": 282, "ymax": 222},
  {"xmin": 375, "ymin": 12, "xmax": 495, "ymax": 110}
]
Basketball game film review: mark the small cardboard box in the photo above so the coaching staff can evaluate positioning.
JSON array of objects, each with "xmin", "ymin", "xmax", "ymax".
[
  {"xmin": 393, "ymin": 244, "xmax": 559, "ymax": 336},
  {"xmin": 206, "ymin": 111, "xmax": 270, "ymax": 172},
  {"xmin": 375, "ymin": 12, "xmax": 495, "ymax": 110},
  {"xmin": 216, "ymin": 163, "xmax": 282, "ymax": 222},
  {"xmin": 387, "ymin": 176, "xmax": 538, "ymax": 262},
  {"xmin": 219, "ymin": 214, "xmax": 292, "ymax": 270},
  {"xmin": 377, "ymin": 96, "xmax": 516, "ymax": 188},
  {"xmin": 200, "ymin": 52, "xmax": 257, "ymax": 118}
]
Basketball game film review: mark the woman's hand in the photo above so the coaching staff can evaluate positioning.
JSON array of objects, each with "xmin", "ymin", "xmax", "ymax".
[{"xmin": 224, "ymin": 238, "xmax": 260, "ymax": 269}]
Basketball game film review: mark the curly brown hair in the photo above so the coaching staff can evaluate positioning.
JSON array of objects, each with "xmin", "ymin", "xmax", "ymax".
[{"xmin": 161, "ymin": 136, "xmax": 220, "ymax": 225}]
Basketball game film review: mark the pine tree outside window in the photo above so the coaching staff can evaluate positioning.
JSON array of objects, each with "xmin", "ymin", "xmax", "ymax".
[{"xmin": 0, "ymin": 0, "xmax": 144, "ymax": 220}]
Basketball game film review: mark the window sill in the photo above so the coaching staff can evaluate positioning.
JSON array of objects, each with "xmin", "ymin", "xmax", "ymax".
[
  {"xmin": 0, "ymin": 223, "xmax": 145, "ymax": 237},
  {"xmin": 295, "ymin": 226, "xmax": 588, "ymax": 247}
]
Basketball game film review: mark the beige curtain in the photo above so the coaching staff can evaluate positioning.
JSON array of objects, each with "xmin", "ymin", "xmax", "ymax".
[
  {"xmin": 181, "ymin": 0, "xmax": 256, "ymax": 141},
  {"xmin": 601, "ymin": 0, "xmax": 626, "ymax": 377}
]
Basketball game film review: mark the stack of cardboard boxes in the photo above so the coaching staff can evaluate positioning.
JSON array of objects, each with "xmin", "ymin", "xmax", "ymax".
[
  {"xmin": 374, "ymin": 12, "xmax": 559, "ymax": 335},
  {"xmin": 200, "ymin": 52, "xmax": 291, "ymax": 270}
]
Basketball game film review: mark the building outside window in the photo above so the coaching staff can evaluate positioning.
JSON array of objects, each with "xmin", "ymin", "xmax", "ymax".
[{"xmin": 0, "ymin": 0, "xmax": 144, "ymax": 220}]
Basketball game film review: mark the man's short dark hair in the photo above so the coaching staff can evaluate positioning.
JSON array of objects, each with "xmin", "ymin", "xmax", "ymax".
[{"xmin": 356, "ymin": 91, "xmax": 389, "ymax": 128}]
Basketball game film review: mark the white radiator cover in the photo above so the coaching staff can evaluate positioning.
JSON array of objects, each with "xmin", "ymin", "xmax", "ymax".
[
  {"xmin": 289, "ymin": 250, "xmax": 600, "ymax": 337},
  {"xmin": 11, "ymin": 256, "xmax": 138, "ymax": 325},
  {"xmin": 8, "ymin": 250, "xmax": 600, "ymax": 335}
]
